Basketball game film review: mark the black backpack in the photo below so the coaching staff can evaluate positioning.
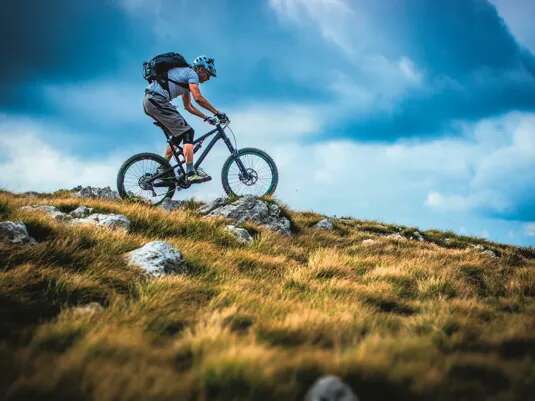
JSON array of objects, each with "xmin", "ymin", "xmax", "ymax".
[{"xmin": 143, "ymin": 52, "xmax": 191, "ymax": 92}]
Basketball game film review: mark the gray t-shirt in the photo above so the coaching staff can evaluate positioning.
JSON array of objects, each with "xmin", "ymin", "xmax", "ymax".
[{"xmin": 146, "ymin": 67, "xmax": 199, "ymax": 100}]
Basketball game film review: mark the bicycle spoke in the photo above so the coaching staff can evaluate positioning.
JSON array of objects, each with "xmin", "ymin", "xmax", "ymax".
[{"xmin": 121, "ymin": 158, "xmax": 174, "ymax": 204}]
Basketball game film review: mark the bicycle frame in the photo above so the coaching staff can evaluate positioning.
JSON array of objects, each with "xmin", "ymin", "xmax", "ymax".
[{"xmin": 150, "ymin": 121, "xmax": 248, "ymax": 181}]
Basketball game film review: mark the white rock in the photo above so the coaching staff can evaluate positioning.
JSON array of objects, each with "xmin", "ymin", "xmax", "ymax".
[
  {"xmin": 69, "ymin": 206, "xmax": 94, "ymax": 218},
  {"xmin": 361, "ymin": 239, "xmax": 376, "ymax": 246},
  {"xmin": 198, "ymin": 197, "xmax": 227, "ymax": 214},
  {"xmin": 71, "ymin": 302, "xmax": 104, "ymax": 316},
  {"xmin": 72, "ymin": 213, "xmax": 130, "ymax": 230},
  {"xmin": 0, "ymin": 221, "xmax": 36, "ymax": 245},
  {"xmin": 73, "ymin": 186, "xmax": 120, "ymax": 200},
  {"xmin": 225, "ymin": 225, "xmax": 253, "ymax": 244},
  {"xmin": 305, "ymin": 375, "xmax": 359, "ymax": 401},
  {"xmin": 20, "ymin": 205, "xmax": 72, "ymax": 222},
  {"xmin": 386, "ymin": 233, "xmax": 405, "ymax": 241},
  {"xmin": 412, "ymin": 231, "xmax": 425, "ymax": 241},
  {"xmin": 126, "ymin": 241, "xmax": 185, "ymax": 276},
  {"xmin": 159, "ymin": 199, "xmax": 185, "ymax": 212},
  {"xmin": 206, "ymin": 196, "xmax": 292, "ymax": 235},
  {"xmin": 314, "ymin": 218, "xmax": 334, "ymax": 230},
  {"xmin": 481, "ymin": 249, "xmax": 498, "ymax": 258}
]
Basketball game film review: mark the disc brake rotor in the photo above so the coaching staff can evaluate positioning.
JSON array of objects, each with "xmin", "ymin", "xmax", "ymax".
[{"xmin": 240, "ymin": 168, "xmax": 258, "ymax": 186}]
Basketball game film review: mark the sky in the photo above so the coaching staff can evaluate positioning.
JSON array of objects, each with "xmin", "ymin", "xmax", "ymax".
[{"xmin": 0, "ymin": 0, "xmax": 534, "ymax": 246}]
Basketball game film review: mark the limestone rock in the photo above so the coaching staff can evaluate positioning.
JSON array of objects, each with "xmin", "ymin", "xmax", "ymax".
[
  {"xmin": 314, "ymin": 218, "xmax": 334, "ymax": 230},
  {"xmin": 482, "ymin": 249, "xmax": 498, "ymax": 258},
  {"xmin": 411, "ymin": 230, "xmax": 425, "ymax": 241},
  {"xmin": 386, "ymin": 233, "xmax": 405, "ymax": 241},
  {"xmin": 126, "ymin": 241, "xmax": 186, "ymax": 276},
  {"xmin": 73, "ymin": 186, "xmax": 120, "ymax": 200},
  {"xmin": 72, "ymin": 302, "xmax": 104, "ymax": 317},
  {"xmin": 159, "ymin": 199, "xmax": 185, "ymax": 212},
  {"xmin": 305, "ymin": 375, "xmax": 359, "ymax": 401},
  {"xmin": 205, "ymin": 196, "xmax": 292, "ymax": 235},
  {"xmin": 72, "ymin": 213, "xmax": 130, "ymax": 230},
  {"xmin": 20, "ymin": 205, "xmax": 72, "ymax": 222},
  {"xmin": 470, "ymin": 244, "xmax": 498, "ymax": 258},
  {"xmin": 198, "ymin": 197, "xmax": 227, "ymax": 214},
  {"xmin": 0, "ymin": 221, "xmax": 36, "ymax": 245},
  {"xmin": 225, "ymin": 225, "xmax": 253, "ymax": 244},
  {"xmin": 69, "ymin": 206, "xmax": 94, "ymax": 218}
]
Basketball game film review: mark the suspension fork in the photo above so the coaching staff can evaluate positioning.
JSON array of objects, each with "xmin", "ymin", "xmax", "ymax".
[{"xmin": 220, "ymin": 127, "xmax": 249, "ymax": 175}]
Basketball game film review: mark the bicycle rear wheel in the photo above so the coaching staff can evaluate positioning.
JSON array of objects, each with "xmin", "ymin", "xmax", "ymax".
[
  {"xmin": 117, "ymin": 152, "xmax": 176, "ymax": 205},
  {"xmin": 221, "ymin": 148, "xmax": 278, "ymax": 197}
]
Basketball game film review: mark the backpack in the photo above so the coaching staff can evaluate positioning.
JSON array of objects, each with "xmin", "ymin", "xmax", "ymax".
[{"xmin": 143, "ymin": 52, "xmax": 191, "ymax": 92}]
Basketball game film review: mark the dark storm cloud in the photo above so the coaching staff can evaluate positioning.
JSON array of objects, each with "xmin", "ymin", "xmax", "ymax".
[
  {"xmin": 0, "ymin": 0, "xmax": 148, "ymax": 110},
  {"xmin": 322, "ymin": 0, "xmax": 535, "ymax": 140}
]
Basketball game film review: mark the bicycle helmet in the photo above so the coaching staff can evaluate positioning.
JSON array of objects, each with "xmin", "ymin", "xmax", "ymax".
[{"xmin": 192, "ymin": 55, "xmax": 217, "ymax": 77}]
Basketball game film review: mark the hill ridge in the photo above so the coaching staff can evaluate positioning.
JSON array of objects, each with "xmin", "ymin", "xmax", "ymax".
[{"xmin": 0, "ymin": 189, "xmax": 534, "ymax": 401}]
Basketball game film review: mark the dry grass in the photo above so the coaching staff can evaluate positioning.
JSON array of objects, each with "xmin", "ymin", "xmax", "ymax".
[{"xmin": 1, "ymin": 191, "xmax": 534, "ymax": 401}]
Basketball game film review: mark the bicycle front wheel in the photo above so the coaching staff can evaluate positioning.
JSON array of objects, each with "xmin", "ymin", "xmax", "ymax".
[
  {"xmin": 117, "ymin": 152, "xmax": 176, "ymax": 205},
  {"xmin": 221, "ymin": 148, "xmax": 278, "ymax": 197}
]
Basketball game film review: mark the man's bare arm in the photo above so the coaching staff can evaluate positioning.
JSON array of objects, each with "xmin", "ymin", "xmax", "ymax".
[
  {"xmin": 182, "ymin": 91, "xmax": 209, "ymax": 120},
  {"xmin": 189, "ymin": 83, "xmax": 220, "ymax": 115}
]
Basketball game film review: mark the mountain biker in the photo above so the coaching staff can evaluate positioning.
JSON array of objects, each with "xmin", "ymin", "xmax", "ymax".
[{"xmin": 143, "ymin": 55, "xmax": 228, "ymax": 183}]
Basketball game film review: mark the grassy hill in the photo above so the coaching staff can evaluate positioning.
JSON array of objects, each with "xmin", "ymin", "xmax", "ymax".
[{"xmin": 1, "ymin": 190, "xmax": 534, "ymax": 401}]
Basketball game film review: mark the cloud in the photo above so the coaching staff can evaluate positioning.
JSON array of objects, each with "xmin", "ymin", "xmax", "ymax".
[
  {"xmin": 0, "ymin": 0, "xmax": 149, "ymax": 110},
  {"xmin": 1, "ymin": 107, "xmax": 534, "ymax": 246},
  {"xmin": 269, "ymin": 0, "xmax": 365, "ymax": 55},
  {"xmin": 490, "ymin": 0, "xmax": 535, "ymax": 52},
  {"xmin": 525, "ymin": 223, "xmax": 535, "ymax": 237},
  {"xmin": 425, "ymin": 191, "xmax": 508, "ymax": 214},
  {"xmin": 8, "ymin": 0, "xmax": 534, "ymax": 146},
  {"xmin": 270, "ymin": 0, "xmax": 535, "ymax": 140},
  {"xmin": 424, "ymin": 112, "xmax": 535, "ymax": 221},
  {"xmin": 229, "ymin": 103, "xmax": 321, "ymax": 140},
  {"xmin": 0, "ymin": 117, "xmax": 126, "ymax": 192},
  {"xmin": 43, "ymin": 81, "xmax": 145, "ymax": 124}
]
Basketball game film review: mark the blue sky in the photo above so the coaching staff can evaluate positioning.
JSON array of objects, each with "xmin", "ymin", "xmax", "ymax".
[{"xmin": 1, "ymin": 0, "xmax": 534, "ymax": 246}]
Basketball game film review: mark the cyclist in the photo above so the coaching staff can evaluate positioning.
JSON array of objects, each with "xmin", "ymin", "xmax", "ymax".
[{"xmin": 143, "ymin": 55, "xmax": 228, "ymax": 183}]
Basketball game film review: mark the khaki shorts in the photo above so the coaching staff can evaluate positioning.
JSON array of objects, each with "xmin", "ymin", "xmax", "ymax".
[{"xmin": 143, "ymin": 92, "xmax": 193, "ymax": 140}]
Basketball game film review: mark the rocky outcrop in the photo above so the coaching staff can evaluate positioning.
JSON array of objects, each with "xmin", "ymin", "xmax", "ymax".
[
  {"xmin": 411, "ymin": 230, "xmax": 425, "ymax": 241},
  {"xmin": 225, "ymin": 225, "xmax": 253, "ymax": 244},
  {"xmin": 385, "ymin": 233, "xmax": 406, "ymax": 241},
  {"xmin": 72, "ymin": 213, "xmax": 130, "ymax": 230},
  {"xmin": 72, "ymin": 186, "xmax": 120, "ymax": 200},
  {"xmin": 305, "ymin": 375, "xmax": 359, "ymax": 401},
  {"xmin": 202, "ymin": 196, "xmax": 292, "ymax": 235},
  {"xmin": 20, "ymin": 204, "xmax": 129, "ymax": 231},
  {"xmin": 158, "ymin": 199, "xmax": 185, "ymax": 212},
  {"xmin": 0, "ymin": 221, "xmax": 36, "ymax": 245},
  {"xmin": 126, "ymin": 241, "xmax": 186, "ymax": 276},
  {"xmin": 20, "ymin": 205, "xmax": 72, "ymax": 222},
  {"xmin": 70, "ymin": 206, "xmax": 94, "ymax": 218},
  {"xmin": 313, "ymin": 218, "xmax": 334, "ymax": 231},
  {"xmin": 198, "ymin": 197, "xmax": 227, "ymax": 215},
  {"xmin": 471, "ymin": 244, "xmax": 498, "ymax": 258}
]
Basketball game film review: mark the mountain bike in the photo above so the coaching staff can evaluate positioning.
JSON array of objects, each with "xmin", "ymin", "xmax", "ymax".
[{"xmin": 116, "ymin": 117, "xmax": 278, "ymax": 205}]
